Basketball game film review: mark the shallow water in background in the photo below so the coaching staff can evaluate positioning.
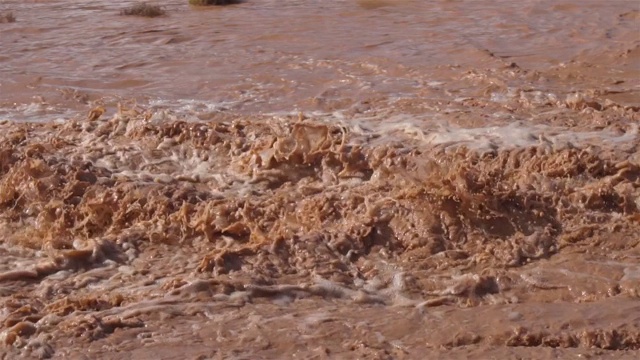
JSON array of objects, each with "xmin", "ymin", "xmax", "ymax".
[
  {"xmin": 0, "ymin": 0, "xmax": 638, "ymax": 120},
  {"xmin": 0, "ymin": 1, "xmax": 639, "ymax": 359}
]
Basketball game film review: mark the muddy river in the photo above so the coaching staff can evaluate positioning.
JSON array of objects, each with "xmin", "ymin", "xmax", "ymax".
[{"xmin": 0, "ymin": 0, "xmax": 639, "ymax": 359}]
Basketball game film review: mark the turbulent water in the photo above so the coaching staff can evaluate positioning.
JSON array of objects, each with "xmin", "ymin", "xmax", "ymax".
[{"xmin": 0, "ymin": 0, "xmax": 639, "ymax": 359}]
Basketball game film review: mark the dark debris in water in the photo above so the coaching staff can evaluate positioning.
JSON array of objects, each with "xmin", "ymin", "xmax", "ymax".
[
  {"xmin": 0, "ymin": 12, "xmax": 16, "ymax": 23},
  {"xmin": 120, "ymin": 3, "xmax": 166, "ymax": 18}
]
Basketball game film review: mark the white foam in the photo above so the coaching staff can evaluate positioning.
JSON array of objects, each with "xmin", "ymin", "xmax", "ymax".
[
  {"xmin": 0, "ymin": 102, "xmax": 77, "ymax": 122},
  {"xmin": 361, "ymin": 118, "xmax": 638, "ymax": 151}
]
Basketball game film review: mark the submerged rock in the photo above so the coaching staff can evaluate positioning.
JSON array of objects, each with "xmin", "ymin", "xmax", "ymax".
[{"xmin": 120, "ymin": 3, "xmax": 166, "ymax": 17}]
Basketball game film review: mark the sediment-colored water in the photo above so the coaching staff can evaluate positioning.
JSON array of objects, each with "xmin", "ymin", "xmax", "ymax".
[{"xmin": 0, "ymin": 0, "xmax": 639, "ymax": 359}]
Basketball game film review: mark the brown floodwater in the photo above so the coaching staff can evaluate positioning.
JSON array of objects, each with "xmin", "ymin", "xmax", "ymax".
[{"xmin": 0, "ymin": 0, "xmax": 639, "ymax": 359}]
